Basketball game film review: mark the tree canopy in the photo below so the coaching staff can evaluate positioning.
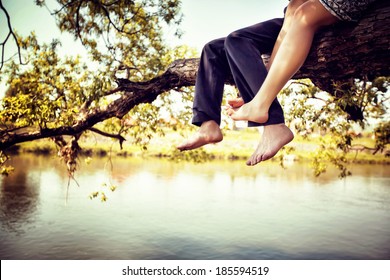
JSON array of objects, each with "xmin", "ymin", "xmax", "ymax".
[{"xmin": 0, "ymin": 0, "xmax": 389, "ymax": 177}]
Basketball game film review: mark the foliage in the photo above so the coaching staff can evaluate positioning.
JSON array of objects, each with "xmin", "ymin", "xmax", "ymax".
[
  {"xmin": 168, "ymin": 146, "xmax": 214, "ymax": 163},
  {"xmin": 1, "ymin": 36, "xmax": 97, "ymax": 129},
  {"xmin": 280, "ymin": 78, "xmax": 389, "ymax": 177},
  {"xmin": 39, "ymin": 0, "xmax": 183, "ymax": 80},
  {"xmin": 0, "ymin": 151, "xmax": 14, "ymax": 176},
  {"xmin": 0, "ymin": 0, "xmax": 190, "ymax": 176}
]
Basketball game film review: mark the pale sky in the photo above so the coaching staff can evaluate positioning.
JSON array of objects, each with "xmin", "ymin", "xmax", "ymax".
[
  {"xmin": 172, "ymin": 0, "xmax": 287, "ymax": 51},
  {"xmin": 0, "ymin": 0, "xmax": 287, "ymax": 54}
]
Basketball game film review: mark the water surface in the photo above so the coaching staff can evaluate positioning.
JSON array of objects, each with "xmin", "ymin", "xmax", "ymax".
[{"xmin": 1, "ymin": 155, "xmax": 389, "ymax": 259}]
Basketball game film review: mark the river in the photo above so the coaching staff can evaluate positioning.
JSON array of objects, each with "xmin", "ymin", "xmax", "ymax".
[{"xmin": 0, "ymin": 155, "xmax": 389, "ymax": 259}]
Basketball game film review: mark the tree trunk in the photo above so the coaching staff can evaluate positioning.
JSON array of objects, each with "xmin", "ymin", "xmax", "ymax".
[{"xmin": 294, "ymin": 0, "xmax": 390, "ymax": 93}]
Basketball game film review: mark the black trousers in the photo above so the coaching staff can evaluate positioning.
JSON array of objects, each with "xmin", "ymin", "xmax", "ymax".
[{"xmin": 192, "ymin": 18, "xmax": 285, "ymax": 127}]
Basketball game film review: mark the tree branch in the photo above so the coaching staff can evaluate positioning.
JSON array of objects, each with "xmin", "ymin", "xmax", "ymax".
[
  {"xmin": 0, "ymin": 58, "xmax": 198, "ymax": 150},
  {"xmin": 1, "ymin": 0, "xmax": 389, "ymax": 151}
]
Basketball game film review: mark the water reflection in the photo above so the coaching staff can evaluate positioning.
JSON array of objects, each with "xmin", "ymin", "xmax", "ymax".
[
  {"xmin": 0, "ymin": 157, "xmax": 42, "ymax": 234},
  {"xmin": 0, "ymin": 155, "xmax": 389, "ymax": 260}
]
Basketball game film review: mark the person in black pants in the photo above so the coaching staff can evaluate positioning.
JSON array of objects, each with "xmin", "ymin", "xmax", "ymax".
[
  {"xmin": 177, "ymin": 9, "xmax": 294, "ymax": 166},
  {"xmin": 226, "ymin": 0, "xmax": 378, "ymax": 166}
]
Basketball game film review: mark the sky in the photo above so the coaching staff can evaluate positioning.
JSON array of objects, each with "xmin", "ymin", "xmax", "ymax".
[
  {"xmin": 0, "ymin": 0, "xmax": 287, "ymax": 54},
  {"xmin": 171, "ymin": 0, "xmax": 287, "ymax": 51}
]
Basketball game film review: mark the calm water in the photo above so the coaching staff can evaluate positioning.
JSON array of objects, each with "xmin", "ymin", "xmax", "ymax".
[{"xmin": 0, "ymin": 155, "xmax": 389, "ymax": 260}]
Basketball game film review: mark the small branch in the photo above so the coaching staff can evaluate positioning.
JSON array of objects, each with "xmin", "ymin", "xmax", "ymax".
[
  {"xmin": 50, "ymin": 0, "xmax": 80, "ymax": 15},
  {"xmin": 0, "ymin": 125, "xmax": 29, "ymax": 135},
  {"xmin": 349, "ymin": 144, "xmax": 379, "ymax": 153},
  {"xmin": 307, "ymin": 96, "xmax": 329, "ymax": 104},
  {"xmin": 103, "ymin": 86, "xmax": 122, "ymax": 96},
  {"xmin": 0, "ymin": 0, "xmax": 24, "ymax": 70},
  {"xmin": 88, "ymin": 127, "xmax": 126, "ymax": 149},
  {"xmin": 289, "ymin": 81, "xmax": 312, "ymax": 88},
  {"xmin": 75, "ymin": 0, "xmax": 83, "ymax": 41},
  {"xmin": 102, "ymin": 1, "xmax": 121, "ymax": 7},
  {"xmin": 97, "ymin": 2, "xmax": 124, "ymax": 34}
]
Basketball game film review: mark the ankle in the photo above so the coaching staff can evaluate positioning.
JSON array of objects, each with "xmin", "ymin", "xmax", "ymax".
[
  {"xmin": 199, "ymin": 120, "xmax": 222, "ymax": 140},
  {"xmin": 200, "ymin": 120, "xmax": 221, "ymax": 133}
]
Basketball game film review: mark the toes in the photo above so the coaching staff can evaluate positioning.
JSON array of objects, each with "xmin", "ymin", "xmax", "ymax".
[
  {"xmin": 254, "ymin": 154, "xmax": 263, "ymax": 165},
  {"xmin": 225, "ymin": 107, "xmax": 235, "ymax": 116},
  {"xmin": 227, "ymin": 97, "xmax": 244, "ymax": 108},
  {"xmin": 176, "ymin": 143, "xmax": 189, "ymax": 151},
  {"xmin": 246, "ymin": 154, "xmax": 255, "ymax": 166},
  {"xmin": 246, "ymin": 154, "xmax": 254, "ymax": 166},
  {"xmin": 246, "ymin": 154, "xmax": 262, "ymax": 166},
  {"xmin": 247, "ymin": 154, "xmax": 262, "ymax": 166},
  {"xmin": 261, "ymin": 151, "xmax": 275, "ymax": 162}
]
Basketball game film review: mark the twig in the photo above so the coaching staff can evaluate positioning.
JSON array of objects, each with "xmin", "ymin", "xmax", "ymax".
[
  {"xmin": 65, "ymin": 171, "xmax": 80, "ymax": 205},
  {"xmin": 349, "ymin": 144, "xmax": 380, "ymax": 155},
  {"xmin": 88, "ymin": 127, "xmax": 126, "ymax": 149},
  {"xmin": 50, "ymin": 0, "xmax": 80, "ymax": 15},
  {"xmin": 0, "ymin": 0, "xmax": 24, "ymax": 70}
]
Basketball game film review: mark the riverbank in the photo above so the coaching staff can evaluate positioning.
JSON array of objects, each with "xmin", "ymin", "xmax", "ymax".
[{"xmin": 8, "ymin": 128, "xmax": 390, "ymax": 165}]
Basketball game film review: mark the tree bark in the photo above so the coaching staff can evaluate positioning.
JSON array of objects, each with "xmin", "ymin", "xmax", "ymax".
[{"xmin": 295, "ymin": 0, "xmax": 390, "ymax": 92}]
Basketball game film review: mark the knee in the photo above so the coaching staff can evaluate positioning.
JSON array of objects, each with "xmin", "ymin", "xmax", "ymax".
[
  {"xmin": 202, "ymin": 39, "xmax": 224, "ymax": 58},
  {"xmin": 202, "ymin": 38, "xmax": 224, "ymax": 55},
  {"xmin": 290, "ymin": 2, "xmax": 337, "ymax": 30},
  {"xmin": 224, "ymin": 30, "xmax": 244, "ymax": 52},
  {"xmin": 291, "ymin": 4, "xmax": 316, "ymax": 28}
]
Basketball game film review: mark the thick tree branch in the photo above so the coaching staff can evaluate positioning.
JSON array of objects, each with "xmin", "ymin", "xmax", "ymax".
[
  {"xmin": 1, "ymin": 0, "xmax": 389, "ymax": 151},
  {"xmin": 294, "ymin": 0, "xmax": 390, "ymax": 92},
  {"xmin": 0, "ymin": 58, "xmax": 198, "ymax": 150}
]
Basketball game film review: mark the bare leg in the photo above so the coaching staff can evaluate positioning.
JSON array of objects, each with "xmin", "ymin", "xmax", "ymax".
[
  {"xmin": 177, "ymin": 120, "xmax": 223, "ymax": 151},
  {"xmin": 228, "ymin": 0, "xmax": 339, "ymax": 123},
  {"xmin": 246, "ymin": 124, "xmax": 294, "ymax": 166},
  {"xmin": 268, "ymin": 0, "xmax": 309, "ymax": 68}
]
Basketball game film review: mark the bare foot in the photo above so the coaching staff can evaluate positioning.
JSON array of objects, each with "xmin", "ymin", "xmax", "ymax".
[
  {"xmin": 226, "ymin": 101, "xmax": 269, "ymax": 123},
  {"xmin": 246, "ymin": 124, "xmax": 294, "ymax": 166},
  {"xmin": 177, "ymin": 120, "xmax": 223, "ymax": 151}
]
